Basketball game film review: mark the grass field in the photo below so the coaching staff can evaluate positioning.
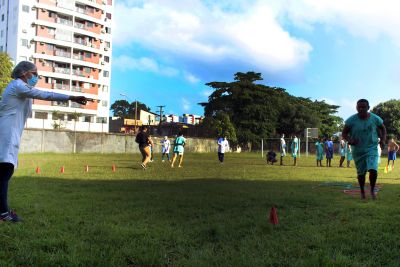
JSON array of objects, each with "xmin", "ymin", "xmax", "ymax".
[{"xmin": 1, "ymin": 152, "xmax": 400, "ymax": 266}]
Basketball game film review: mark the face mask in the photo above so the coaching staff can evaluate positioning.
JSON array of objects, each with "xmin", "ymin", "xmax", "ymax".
[{"xmin": 27, "ymin": 75, "xmax": 39, "ymax": 87}]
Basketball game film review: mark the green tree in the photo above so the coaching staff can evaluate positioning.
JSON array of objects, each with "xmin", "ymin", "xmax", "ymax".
[
  {"xmin": 0, "ymin": 53, "xmax": 13, "ymax": 97},
  {"xmin": 110, "ymin": 100, "xmax": 150, "ymax": 118},
  {"xmin": 200, "ymin": 112, "xmax": 237, "ymax": 144},
  {"xmin": 200, "ymin": 72, "xmax": 343, "ymax": 148},
  {"xmin": 372, "ymin": 99, "xmax": 400, "ymax": 139}
]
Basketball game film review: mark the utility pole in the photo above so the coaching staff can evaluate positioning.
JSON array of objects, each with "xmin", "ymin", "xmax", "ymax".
[
  {"xmin": 156, "ymin": 105, "xmax": 165, "ymax": 125},
  {"xmin": 134, "ymin": 100, "xmax": 138, "ymax": 133}
]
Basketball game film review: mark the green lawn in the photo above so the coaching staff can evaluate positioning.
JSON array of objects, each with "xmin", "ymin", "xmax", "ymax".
[{"xmin": 1, "ymin": 152, "xmax": 400, "ymax": 266}]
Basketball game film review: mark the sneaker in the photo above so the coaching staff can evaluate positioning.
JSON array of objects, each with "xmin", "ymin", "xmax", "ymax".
[
  {"xmin": 162, "ymin": 160, "xmax": 165, "ymax": 162},
  {"xmin": 0, "ymin": 211, "xmax": 22, "ymax": 222},
  {"xmin": 140, "ymin": 163, "xmax": 146, "ymax": 169}
]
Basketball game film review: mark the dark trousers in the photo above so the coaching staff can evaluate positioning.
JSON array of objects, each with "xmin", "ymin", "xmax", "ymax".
[
  {"xmin": 0, "ymin": 163, "xmax": 14, "ymax": 213},
  {"xmin": 218, "ymin": 152, "xmax": 225, "ymax": 163},
  {"xmin": 162, "ymin": 153, "xmax": 170, "ymax": 161}
]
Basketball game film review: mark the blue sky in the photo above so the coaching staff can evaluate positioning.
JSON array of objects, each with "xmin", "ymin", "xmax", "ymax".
[{"xmin": 110, "ymin": 0, "xmax": 400, "ymax": 119}]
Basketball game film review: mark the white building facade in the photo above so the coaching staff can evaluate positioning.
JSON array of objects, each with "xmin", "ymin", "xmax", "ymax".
[{"xmin": 0, "ymin": 0, "xmax": 113, "ymax": 132}]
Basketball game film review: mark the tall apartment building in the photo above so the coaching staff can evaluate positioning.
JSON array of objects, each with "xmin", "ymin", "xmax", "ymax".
[{"xmin": 0, "ymin": 0, "xmax": 113, "ymax": 132}]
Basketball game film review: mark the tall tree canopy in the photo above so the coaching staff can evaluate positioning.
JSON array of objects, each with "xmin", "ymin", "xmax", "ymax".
[
  {"xmin": 110, "ymin": 100, "xmax": 150, "ymax": 118},
  {"xmin": 0, "ymin": 53, "xmax": 13, "ymax": 97},
  {"xmin": 372, "ymin": 99, "xmax": 400, "ymax": 139},
  {"xmin": 200, "ymin": 72, "xmax": 341, "ymax": 147}
]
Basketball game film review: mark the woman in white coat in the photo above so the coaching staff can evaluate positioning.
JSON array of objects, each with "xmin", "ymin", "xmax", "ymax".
[{"xmin": 0, "ymin": 61, "xmax": 88, "ymax": 222}]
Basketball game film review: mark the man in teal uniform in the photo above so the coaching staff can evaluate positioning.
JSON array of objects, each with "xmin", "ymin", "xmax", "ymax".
[{"xmin": 342, "ymin": 99, "xmax": 386, "ymax": 200}]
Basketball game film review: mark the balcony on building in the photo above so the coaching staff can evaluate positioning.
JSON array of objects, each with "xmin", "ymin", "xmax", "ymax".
[
  {"xmin": 74, "ymin": 19, "xmax": 86, "ymax": 30},
  {"xmin": 56, "ymin": 15, "xmax": 73, "ymax": 27},
  {"xmin": 53, "ymin": 78, "xmax": 70, "ymax": 90},
  {"xmin": 53, "ymin": 63, "xmax": 71, "ymax": 75},
  {"xmin": 71, "ymin": 81, "xmax": 84, "ymax": 92}
]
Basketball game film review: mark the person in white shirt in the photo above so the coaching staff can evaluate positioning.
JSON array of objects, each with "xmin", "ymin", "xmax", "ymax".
[
  {"xmin": 0, "ymin": 61, "xmax": 88, "ymax": 222},
  {"xmin": 280, "ymin": 134, "xmax": 286, "ymax": 165},
  {"xmin": 217, "ymin": 137, "xmax": 230, "ymax": 163},
  {"xmin": 161, "ymin": 136, "xmax": 170, "ymax": 162}
]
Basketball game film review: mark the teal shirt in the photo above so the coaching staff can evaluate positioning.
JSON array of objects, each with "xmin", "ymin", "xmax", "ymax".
[
  {"xmin": 344, "ymin": 112, "xmax": 383, "ymax": 156},
  {"xmin": 316, "ymin": 141, "xmax": 324, "ymax": 158},
  {"xmin": 291, "ymin": 137, "xmax": 299, "ymax": 152},
  {"xmin": 173, "ymin": 136, "xmax": 186, "ymax": 153}
]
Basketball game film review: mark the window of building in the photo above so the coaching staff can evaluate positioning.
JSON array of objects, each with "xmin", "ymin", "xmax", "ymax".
[
  {"xmin": 104, "ymin": 56, "xmax": 109, "ymax": 62},
  {"xmin": 21, "ymin": 39, "xmax": 29, "ymax": 47},
  {"xmin": 67, "ymin": 114, "xmax": 80, "ymax": 121},
  {"xmin": 22, "ymin": 5, "xmax": 29, "ymax": 13},
  {"xmin": 84, "ymin": 52, "xmax": 91, "ymax": 58},
  {"xmin": 86, "ymin": 6, "xmax": 94, "ymax": 13},
  {"xmin": 86, "ymin": 21, "xmax": 94, "ymax": 28},
  {"xmin": 46, "ymin": 43, "xmax": 54, "ymax": 50},
  {"xmin": 105, "ymin": 41, "xmax": 110, "ymax": 48},
  {"xmin": 103, "ymin": 71, "xmax": 109, "ymax": 77},
  {"xmin": 84, "ymin": 116, "xmax": 93, "ymax": 123},
  {"xmin": 102, "ymin": 85, "xmax": 108, "ymax": 92},
  {"xmin": 106, "ymin": 13, "xmax": 112, "ymax": 19},
  {"xmin": 47, "ymin": 27, "xmax": 55, "ymax": 35},
  {"xmin": 84, "ymin": 67, "xmax": 91, "ymax": 74},
  {"xmin": 96, "ymin": 117, "xmax": 107, "ymax": 123},
  {"xmin": 106, "ymin": 27, "xmax": 111, "ymax": 34},
  {"xmin": 102, "ymin": 100, "xmax": 108, "ymax": 107},
  {"xmin": 34, "ymin": 112, "xmax": 48, "ymax": 119}
]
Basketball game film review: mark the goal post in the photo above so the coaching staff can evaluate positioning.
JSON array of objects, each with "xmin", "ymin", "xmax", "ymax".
[{"xmin": 305, "ymin": 128, "xmax": 318, "ymax": 157}]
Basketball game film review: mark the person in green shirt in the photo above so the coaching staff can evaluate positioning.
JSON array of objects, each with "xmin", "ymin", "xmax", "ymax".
[
  {"xmin": 315, "ymin": 137, "xmax": 324, "ymax": 167},
  {"xmin": 171, "ymin": 132, "xmax": 186, "ymax": 168},
  {"xmin": 291, "ymin": 135, "xmax": 299, "ymax": 166},
  {"xmin": 342, "ymin": 99, "xmax": 386, "ymax": 200}
]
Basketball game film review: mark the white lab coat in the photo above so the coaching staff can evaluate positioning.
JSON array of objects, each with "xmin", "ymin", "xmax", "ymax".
[
  {"xmin": 0, "ymin": 79, "xmax": 70, "ymax": 167},
  {"xmin": 218, "ymin": 138, "xmax": 230, "ymax": 153}
]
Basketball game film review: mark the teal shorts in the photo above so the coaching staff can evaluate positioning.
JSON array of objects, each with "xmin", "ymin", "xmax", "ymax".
[{"xmin": 353, "ymin": 153, "xmax": 378, "ymax": 176}]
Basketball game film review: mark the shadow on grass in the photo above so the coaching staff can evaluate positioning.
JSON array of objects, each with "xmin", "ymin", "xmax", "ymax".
[{"xmin": 3, "ymin": 177, "xmax": 400, "ymax": 266}]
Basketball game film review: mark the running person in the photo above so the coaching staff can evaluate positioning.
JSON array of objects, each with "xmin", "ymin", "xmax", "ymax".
[
  {"xmin": 342, "ymin": 99, "xmax": 386, "ymax": 200},
  {"xmin": 161, "ymin": 136, "xmax": 171, "ymax": 162},
  {"xmin": 171, "ymin": 132, "xmax": 186, "ymax": 168},
  {"xmin": 387, "ymin": 138, "xmax": 399, "ymax": 169}
]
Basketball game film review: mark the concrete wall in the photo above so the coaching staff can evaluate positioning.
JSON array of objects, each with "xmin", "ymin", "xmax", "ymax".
[{"xmin": 20, "ymin": 129, "xmax": 219, "ymax": 153}]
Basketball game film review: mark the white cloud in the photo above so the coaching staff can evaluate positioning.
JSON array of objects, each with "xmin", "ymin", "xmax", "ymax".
[
  {"xmin": 184, "ymin": 72, "xmax": 200, "ymax": 83},
  {"xmin": 182, "ymin": 98, "xmax": 191, "ymax": 111},
  {"xmin": 284, "ymin": 0, "xmax": 400, "ymax": 46},
  {"xmin": 113, "ymin": 0, "xmax": 313, "ymax": 75},
  {"xmin": 113, "ymin": 55, "xmax": 179, "ymax": 77}
]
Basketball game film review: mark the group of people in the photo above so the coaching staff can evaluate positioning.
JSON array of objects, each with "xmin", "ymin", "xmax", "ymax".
[
  {"xmin": 135, "ymin": 126, "xmax": 186, "ymax": 169},
  {"xmin": 0, "ymin": 60, "xmax": 396, "ymax": 224}
]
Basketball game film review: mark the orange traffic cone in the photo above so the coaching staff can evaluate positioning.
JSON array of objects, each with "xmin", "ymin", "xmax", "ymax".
[
  {"xmin": 35, "ymin": 167, "xmax": 41, "ymax": 174},
  {"xmin": 112, "ymin": 164, "xmax": 116, "ymax": 172},
  {"xmin": 269, "ymin": 206, "xmax": 279, "ymax": 225},
  {"xmin": 85, "ymin": 165, "xmax": 89, "ymax": 172},
  {"xmin": 60, "ymin": 166, "xmax": 65, "ymax": 173}
]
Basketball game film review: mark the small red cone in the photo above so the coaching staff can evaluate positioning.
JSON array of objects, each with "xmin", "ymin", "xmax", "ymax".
[
  {"xmin": 112, "ymin": 164, "xmax": 116, "ymax": 172},
  {"xmin": 60, "ymin": 166, "xmax": 65, "ymax": 173},
  {"xmin": 269, "ymin": 206, "xmax": 279, "ymax": 225},
  {"xmin": 85, "ymin": 165, "xmax": 89, "ymax": 172},
  {"xmin": 35, "ymin": 167, "xmax": 41, "ymax": 174}
]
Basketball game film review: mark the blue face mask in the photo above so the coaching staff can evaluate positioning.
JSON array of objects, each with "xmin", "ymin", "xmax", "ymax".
[{"xmin": 27, "ymin": 75, "xmax": 39, "ymax": 87}]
